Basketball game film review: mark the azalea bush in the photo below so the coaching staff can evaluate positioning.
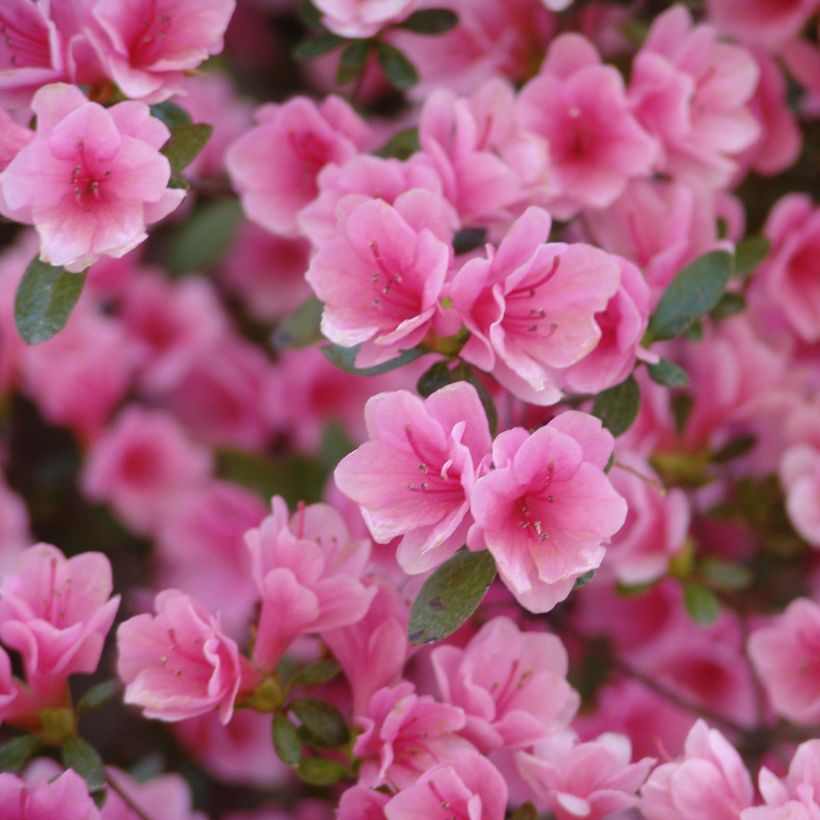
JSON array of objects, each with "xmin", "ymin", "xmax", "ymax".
[{"xmin": 0, "ymin": 0, "xmax": 819, "ymax": 817}]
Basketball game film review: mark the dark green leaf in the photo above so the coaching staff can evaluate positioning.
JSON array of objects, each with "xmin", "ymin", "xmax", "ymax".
[
  {"xmin": 683, "ymin": 320, "xmax": 704, "ymax": 341},
  {"xmin": 293, "ymin": 659, "xmax": 341, "ymax": 686},
  {"xmin": 272, "ymin": 715, "xmax": 302, "ymax": 766},
  {"xmin": 573, "ymin": 570, "xmax": 595, "ymax": 589},
  {"xmin": 318, "ymin": 422, "xmax": 356, "ymax": 471},
  {"xmin": 398, "ymin": 8, "xmax": 459, "ymax": 33},
  {"xmin": 15, "ymin": 258, "xmax": 86, "ymax": 344},
  {"xmin": 710, "ymin": 292, "xmax": 747, "ymax": 322},
  {"xmin": 616, "ymin": 579, "xmax": 657, "ymax": 597},
  {"xmin": 409, "ymin": 549, "xmax": 496, "ymax": 645},
  {"xmin": 296, "ymin": 757, "xmax": 348, "ymax": 786},
  {"xmin": 671, "ymin": 393, "xmax": 694, "ymax": 434},
  {"xmin": 647, "ymin": 251, "xmax": 733, "ymax": 341},
  {"xmin": 0, "ymin": 735, "xmax": 42, "ymax": 773},
  {"xmin": 711, "ymin": 434, "xmax": 757, "ymax": 464},
  {"xmin": 647, "ymin": 359, "xmax": 689, "ymax": 388},
  {"xmin": 166, "ymin": 198, "xmax": 243, "ymax": 274},
  {"xmin": 273, "ymin": 296, "xmax": 323, "ymax": 349},
  {"xmin": 374, "ymin": 127, "xmax": 420, "ymax": 160},
  {"xmin": 291, "ymin": 698, "xmax": 350, "ymax": 747},
  {"xmin": 150, "ymin": 101, "xmax": 192, "ymax": 130},
  {"xmin": 216, "ymin": 449, "xmax": 284, "ymax": 501},
  {"xmin": 293, "ymin": 33, "xmax": 344, "ymax": 60},
  {"xmin": 682, "ymin": 581, "xmax": 720, "ymax": 626},
  {"xmin": 62, "ymin": 736, "xmax": 106, "ymax": 791},
  {"xmin": 161, "ymin": 122, "xmax": 213, "ymax": 176},
  {"xmin": 701, "ymin": 558, "xmax": 753, "ymax": 592},
  {"xmin": 77, "ymin": 679, "xmax": 120, "ymax": 715},
  {"xmin": 376, "ymin": 42, "xmax": 418, "ymax": 90},
  {"xmin": 321, "ymin": 343, "xmax": 425, "ymax": 375},
  {"xmin": 734, "ymin": 235, "xmax": 770, "ymax": 279},
  {"xmin": 453, "ymin": 227, "xmax": 487, "ymax": 255},
  {"xmin": 417, "ymin": 360, "xmax": 455, "ymax": 397},
  {"xmin": 465, "ymin": 372, "xmax": 498, "ymax": 438},
  {"xmin": 592, "ymin": 375, "xmax": 640, "ymax": 437},
  {"xmin": 510, "ymin": 803, "xmax": 539, "ymax": 820},
  {"xmin": 337, "ymin": 39, "xmax": 371, "ymax": 85}
]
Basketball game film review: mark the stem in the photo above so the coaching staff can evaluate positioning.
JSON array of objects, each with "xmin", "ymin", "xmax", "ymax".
[{"xmin": 105, "ymin": 773, "xmax": 153, "ymax": 820}]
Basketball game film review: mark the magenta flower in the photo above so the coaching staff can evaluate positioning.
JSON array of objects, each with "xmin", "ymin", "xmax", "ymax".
[
  {"xmin": 245, "ymin": 496, "xmax": 375, "ymax": 670},
  {"xmin": 0, "ymin": 769, "xmax": 100, "ymax": 820},
  {"xmin": 313, "ymin": 0, "xmax": 418, "ymax": 38},
  {"xmin": 117, "ymin": 589, "xmax": 252, "ymax": 724},
  {"xmin": 335, "ymin": 382, "xmax": 492, "ymax": 574},
  {"xmin": 748, "ymin": 740, "xmax": 820, "ymax": 818},
  {"xmin": 0, "ymin": 83, "xmax": 184, "ymax": 272},
  {"xmin": 0, "ymin": 544, "xmax": 120, "ymax": 703},
  {"xmin": 468, "ymin": 411, "xmax": 627, "ymax": 613},
  {"xmin": 306, "ymin": 190, "xmax": 455, "ymax": 368}
]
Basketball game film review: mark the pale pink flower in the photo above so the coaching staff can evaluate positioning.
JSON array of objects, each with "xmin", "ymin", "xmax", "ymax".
[
  {"xmin": 431, "ymin": 616, "xmax": 578, "ymax": 751},
  {"xmin": 354, "ymin": 681, "xmax": 472, "ymax": 789},
  {"xmin": 335, "ymin": 382, "xmax": 492, "ymax": 574},
  {"xmin": 385, "ymin": 749, "xmax": 508, "ymax": 820},
  {"xmin": 227, "ymin": 96, "xmax": 370, "ymax": 237},
  {"xmin": 117, "ymin": 589, "xmax": 252, "ymax": 724},
  {"xmin": 81, "ymin": 407, "xmax": 212, "ymax": 535},
  {"xmin": 0, "ymin": 769, "xmax": 100, "ymax": 820},
  {"xmin": 306, "ymin": 190, "xmax": 455, "ymax": 368},
  {"xmin": 0, "ymin": 477, "xmax": 30, "ymax": 575},
  {"xmin": 743, "ymin": 740, "xmax": 820, "ymax": 819},
  {"xmin": 86, "ymin": 0, "xmax": 236, "ymax": 102},
  {"xmin": 0, "ymin": 83, "xmax": 184, "ymax": 272},
  {"xmin": 748, "ymin": 598, "xmax": 820, "ymax": 725},
  {"xmin": 517, "ymin": 731, "xmax": 654, "ymax": 820},
  {"xmin": 518, "ymin": 33, "xmax": 656, "ymax": 217},
  {"xmin": 630, "ymin": 5, "xmax": 761, "ymax": 189},
  {"xmin": 0, "ymin": 644, "xmax": 37, "ymax": 727},
  {"xmin": 0, "ymin": 109, "xmax": 32, "ymax": 172},
  {"xmin": 314, "ymin": 0, "xmax": 418, "ymax": 38},
  {"xmin": 641, "ymin": 720, "xmax": 754, "ymax": 820},
  {"xmin": 450, "ymin": 207, "xmax": 620, "ymax": 406},
  {"xmin": 469, "ymin": 411, "xmax": 626, "ymax": 613},
  {"xmin": 0, "ymin": 544, "xmax": 120, "ymax": 703},
  {"xmin": 245, "ymin": 497, "xmax": 375, "ymax": 670},
  {"xmin": 706, "ymin": 0, "xmax": 818, "ymax": 51},
  {"xmin": 102, "ymin": 767, "xmax": 205, "ymax": 820},
  {"xmin": 780, "ymin": 445, "xmax": 820, "ymax": 547},
  {"xmin": 338, "ymin": 785, "xmax": 390, "ymax": 820}
]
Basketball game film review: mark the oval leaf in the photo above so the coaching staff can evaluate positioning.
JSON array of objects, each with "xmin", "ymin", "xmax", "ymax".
[
  {"xmin": 76, "ymin": 679, "xmax": 120, "ymax": 715},
  {"xmin": 734, "ymin": 235, "xmax": 770, "ymax": 278},
  {"xmin": 273, "ymin": 296, "xmax": 323, "ymax": 349},
  {"xmin": 291, "ymin": 698, "xmax": 350, "ymax": 748},
  {"xmin": 62, "ymin": 736, "xmax": 106, "ymax": 791},
  {"xmin": 15, "ymin": 258, "xmax": 87, "ymax": 345},
  {"xmin": 710, "ymin": 292, "xmax": 747, "ymax": 322},
  {"xmin": 398, "ymin": 8, "xmax": 459, "ymax": 33},
  {"xmin": 293, "ymin": 658, "xmax": 341, "ymax": 686},
  {"xmin": 273, "ymin": 715, "xmax": 302, "ymax": 766},
  {"xmin": 161, "ymin": 122, "xmax": 213, "ymax": 176},
  {"xmin": 296, "ymin": 757, "xmax": 348, "ymax": 786},
  {"xmin": 376, "ymin": 42, "xmax": 418, "ymax": 90},
  {"xmin": 167, "ymin": 198, "xmax": 243, "ymax": 274},
  {"xmin": 375, "ymin": 127, "xmax": 420, "ymax": 160},
  {"xmin": 592, "ymin": 375, "xmax": 640, "ymax": 437},
  {"xmin": 0, "ymin": 735, "xmax": 42, "ymax": 773},
  {"xmin": 150, "ymin": 101, "xmax": 192, "ymax": 130},
  {"xmin": 682, "ymin": 581, "xmax": 720, "ymax": 626},
  {"xmin": 409, "ymin": 549, "xmax": 496, "ymax": 645},
  {"xmin": 293, "ymin": 33, "xmax": 344, "ymax": 60},
  {"xmin": 647, "ymin": 359, "xmax": 689, "ymax": 388},
  {"xmin": 647, "ymin": 251, "xmax": 733, "ymax": 341},
  {"xmin": 337, "ymin": 39, "xmax": 371, "ymax": 85},
  {"xmin": 700, "ymin": 558, "xmax": 753, "ymax": 592},
  {"xmin": 321, "ymin": 343, "xmax": 424, "ymax": 375}
]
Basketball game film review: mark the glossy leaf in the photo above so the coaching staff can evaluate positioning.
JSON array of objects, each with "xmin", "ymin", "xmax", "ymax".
[
  {"xmin": 592, "ymin": 375, "xmax": 640, "ymax": 437},
  {"xmin": 376, "ymin": 42, "xmax": 418, "ymax": 90},
  {"xmin": 15, "ymin": 258, "xmax": 86, "ymax": 344}
]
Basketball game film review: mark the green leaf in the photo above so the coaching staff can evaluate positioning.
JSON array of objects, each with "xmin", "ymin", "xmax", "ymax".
[
  {"xmin": 15, "ymin": 258, "xmax": 87, "ymax": 344},
  {"xmin": 337, "ymin": 39, "xmax": 371, "ymax": 85},
  {"xmin": 647, "ymin": 251, "xmax": 733, "ymax": 341},
  {"xmin": 161, "ymin": 122, "xmax": 213, "ymax": 176},
  {"xmin": 62, "ymin": 736, "xmax": 106, "ymax": 791},
  {"xmin": 417, "ymin": 360, "xmax": 455, "ymax": 397},
  {"xmin": 573, "ymin": 570, "xmax": 595, "ymax": 589},
  {"xmin": 296, "ymin": 757, "xmax": 348, "ymax": 786},
  {"xmin": 272, "ymin": 715, "xmax": 302, "ymax": 766},
  {"xmin": 408, "ymin": 549, "xmax": 496, "ymax": 645},
  {"xmin": 376, "ymin": 42, "xmax": 418, "ymax": 90},
  {"xmin": 453, "ymin": 227, "xmax": 487, "ymax": 255},
  {"xmin": 463, "ymin": 370, "xmax": 498, "ymax": 438},
  {"xmin": 166, "ymin": 198, "xmax": 243, "ymax": 274},
  {"xmin": 398, "ymin": 8, "xmax": 459, "ymax": 33},
  {"xmin": 710, "ymin": 292, "xmax": 747, "ymax": 322},
  {"xmin": 216, "ymin": 449, "xmax": 283, "ymax": 501},
  {"xmin": 291, "ymin": 698, "xmax": 350, "ymax": 748},
  {"xmin": 0, "ymin": 735, "xmax": 42, "ymax": 773},
  {"xmin": 592, "ymin": 375, "xmax": 640, "ymax": 437},
  {"xmin": 321, "ymin": 343, "xmax": 425, "ymax": 375},
  {"xmin": 683, "ymin": 320, "xmax": 704, "ymax": 341},
  {"xmin": 734, "ymin": 235, "xmax": 770, "ymax": 279},
  {"xmin": 682, "ymin": 581, "xmax": 720, "ymax": 626},
  {"xmin": 374, "ymin": 127, "xmax": 420, "ymax": 160},
  {"xmin": 711, "ymin": 434, "xmax": 757, "ymax": 464},
  {"xmin": 273, "ymin": 296, "xmax": 323, "ymax": 349},
  {"xmin": 647, "ymin": 359, "xmax": 689, "ymax": 388},
  {"xmin": 150, "ymin": 101, "xmax": 192, "ymax": 130},
  {"xmin": 509, "ymin": 803, "xmax": 539, "ymax": 820},
  {"xmin": 293, "ymin": 659, "xmax": 341, "ymax": 686},
  {"xmin": 701, "ymin": 558, "xmax": 753, "ymax": 592},
  {"xmin": 616, "ymin": 579, "xmax": 657, "ymax": 597},
  {"xmin": 76, "ymin": 679, "xmax": 120, "ymax": 715},
  {"xmin": 671, "ymin": 392, "xmax": 694, "ymax": 435},
  {"xmin": 292, "ymin": 33, "xmax": 344, "ymax": 60}
]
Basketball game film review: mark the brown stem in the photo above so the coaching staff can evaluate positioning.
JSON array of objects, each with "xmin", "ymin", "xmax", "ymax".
[{"xmin": 105, "ymin": 773, "xmax": 153, "ymax": 820}]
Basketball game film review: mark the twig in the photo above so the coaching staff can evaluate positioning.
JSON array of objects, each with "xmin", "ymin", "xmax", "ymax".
[{"xmin": 105, "ymin": 772, "xmax": 153, "ymax": 820}]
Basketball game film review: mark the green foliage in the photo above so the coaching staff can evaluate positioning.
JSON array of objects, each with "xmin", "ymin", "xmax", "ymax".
[
  {"xmin": 296, "ymin": 757, "xmax": 348, "ymax": 786},
  {"xmin": 76, "ymin": 679, "xmax": 120, "ymax": 715},
  {"xmin": 398, "ymin": 9, "xmax": 459, "ymax": 33},
  {"xmin": 682, "ymin": 581, "xmax": 721, "ymax": 626},
  {"xmin": 321, "ymin": 343, "xmax": 425, "ymax": 375},
  {"xmin": 374, "ymin": 127, "xmax": 420, "ymax": 160},
  {"xmin": 592, "ymin": 375, "xmax": 640, "ymax": 437},
  {"xmin": 337, "ymin": 39, "xmax": 372, "ymax": 84},
  {"xmin": 166, "ymin": 197, "xmax": 243, "ymax": 274},
  {"xmin": 15, "ymin": 258, "xmax": 87, "ymax": 344},
  {"xmin": 272, "ymin": 715, "xmax": 302, "ymax": 766},
  {"xmin": 62, "ymin": 736, "xmax": 106, "ymax": 792},
  {"xmin": 0, "ymin": 735, "xmax": 42, "ymax": 773},
  {"xmin": 293, "ymin": 33, "xmax": 345, "ymax": 60},
  {"xmin": 734, "ymin": 235, "xmax": 771, "ymax": 279},
  {"xmin": 161, "ymin": 123, "xmax": 213, "ymax": 180},
  {"xmin": 376, "ymin": 42, "xmax": 418, "ymax": 89},
  {"xmin": 647, "ymin": 359, "xmax": 690, "ymax": 388},
  {"xmin": 291, "ymin": 698, "xmax": 351, "ymax": 747},
  {"xmin": 273, "ymin": 296, "xmax": 324, "ymax": 349}
]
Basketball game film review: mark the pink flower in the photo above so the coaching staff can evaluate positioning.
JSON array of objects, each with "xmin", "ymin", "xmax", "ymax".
[
  {"xmin": 629, "ymin": 5, "xmax": 760, "ymax": 189},
  {"xmin": 641, "ymin": 720, "xmax": 754, "ymax": 820},
  {"xmin": 780, "ymin": 445, "xmax": 820, "ymax": 547},
  {"xmin": 706, "ymin": 0, "xmax": 818, "ymax": 50},
  {"xmin": 385, "ymin": 749, "xmax": 508, "ymax": 820},
  {"xmin": 227, "ymin": 96, "xmax": 370, "ymax": 237},
  {"xmin": 0, "ymin": 84, "xmax": 184, "ymax": 272},
  {"xmin": 0, "ymin": 769, "xmax": 100, "ymax": 820},
  {"xmin": 81, "ymin": 407, "xmax": 212, "ymax": 535},
  {"xmin": 86, "ymin": 0, "xmax": 236, "ymax": 102},
  {"xmin": 117, "ymin": 589, "xmax": 251, "ymax": 724},
  {"xmin": 102, "ymin": 767, "xmax": 205, "ymax": 820},
  {"xmin": 245, "ymin": 497, "xmax": 375, "ymax": 670},
  {"xmin": 748, "ymin": 598, "xmax": 820, "ymax": 725},
  {"xmin": 449, "ymin": 207, "xmax": 621, "ymax": 406},
  {"xmin": 517, "ymin": 34, "xmax": 657, "ymax": 217},
  {"xmin": 338, "ymin": 785, "xmax": 390, "ymax": 820},
  {"xmin": 743, "ymin": 740, "xmax": 820, "ymax": 819},
  {"xmin": 0, "ymin": 109, "xmax": 32, "ymax": 173},
  {"xmin": 0, "ymin": 544, "xmax": 120, "ymax": 703},
  {"xmin": 468, "ymin": 411, "xmax": 626, "ymax": 613},
  {"xmin": 335, "ymin": 382, "xmax": 492, "ymax": 574},
  {"xmin": 306, "ymin": 190, "xmax": 455, "ymax": 368},
  {"xmin": 431, "ymin": 616, "xmax": 578, "ymax": 751},
  {"xmin": 0, "ymin": 476, "xmax": 30, "ymax": 575},
  {"xmin": 314, "ymin": 0, "xmax": 418, "ymax": 38},
  {"xmin": 354, "ymin": 681, "xmax": 472, "ymax": 789},
  {"xmin": 517, "ymin": 731, "xmax": 654, "ymax": 820}
]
